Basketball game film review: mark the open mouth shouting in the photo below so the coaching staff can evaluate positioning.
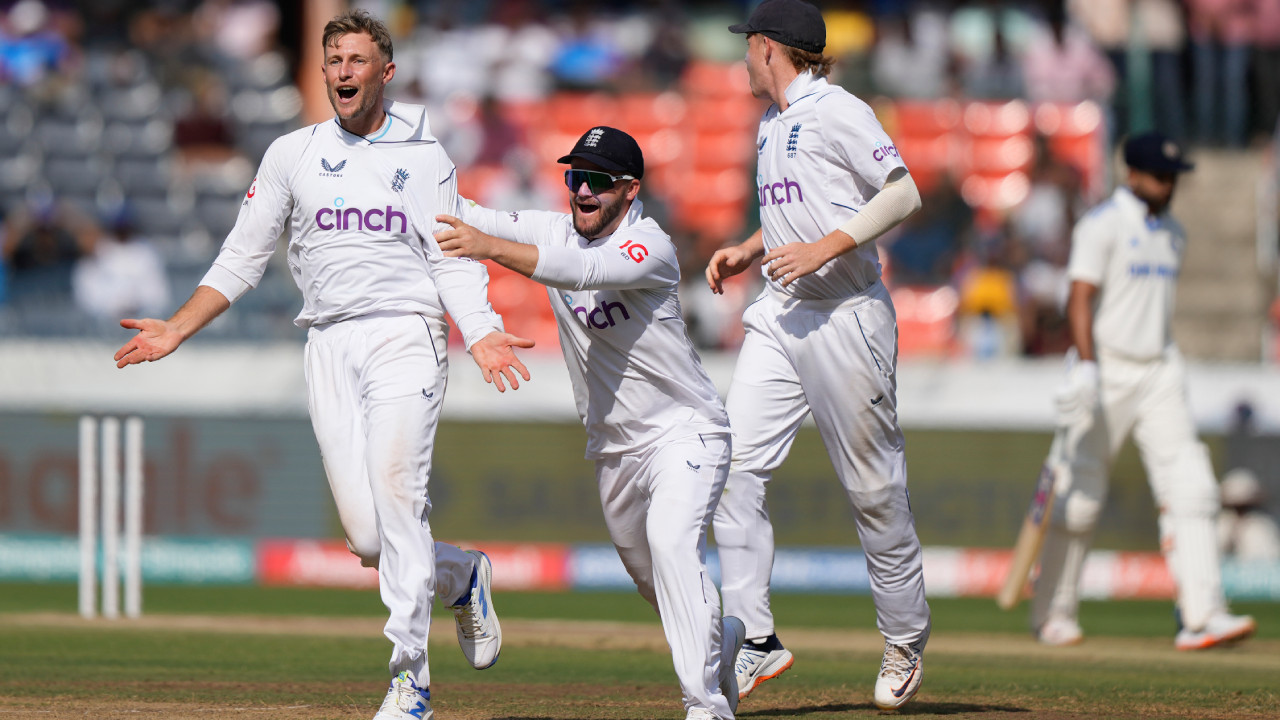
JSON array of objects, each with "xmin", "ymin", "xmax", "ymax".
[
  {"xmin": 335, "ymin": 84, "xmax": 360, "ymax": 107},
  {"xmin": 573, "ymin": 195, "xmax": 601, "ymax": 218}
]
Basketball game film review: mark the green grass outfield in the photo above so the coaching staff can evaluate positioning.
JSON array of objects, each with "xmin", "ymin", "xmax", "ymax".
[
  {"xmin": 1, "ymin": 584, "xmax": 1277, "ymax": 719},
  {"xmin": 4, "ymin": 582, "xmax": 1280, "ymax": 639}
]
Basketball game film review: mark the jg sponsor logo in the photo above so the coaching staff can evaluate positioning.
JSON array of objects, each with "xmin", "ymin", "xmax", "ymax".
[
  {"xmin": 872, "ymin": 143, "xmax": 900, "ymax": 162},
  {"xmin": 315, "ymin": 197, "xmax": 408, "ymax": 233},
  {"xmin": 619, "ymin": 240, "xmax": 647, "ymax": 263},
  {"xmin": 562, "ymin": 294, "xmax": 632, "ymax": 329},
  {"xmin": 757, "ymin": 176, "xmax": 804, "ymax": 206}
]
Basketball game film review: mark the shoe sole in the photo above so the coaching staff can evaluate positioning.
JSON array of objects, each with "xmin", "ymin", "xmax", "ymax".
[
  {"xmin": 467, "ymin": 550, "xmax": 501, "ymax": 670},
  {"xmin": 739, "ymin": 651, "xmax": 794, "ymax": 700},
  {"xmin": 1176, "ymin": 619, "xmax": 1257, "ymax": 651}
]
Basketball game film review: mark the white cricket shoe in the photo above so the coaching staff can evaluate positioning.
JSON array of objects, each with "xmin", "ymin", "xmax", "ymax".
[
  {"xmin": 685, "ymin": 708, "xmax": 719, "ymax": 720},
  {"xmin": 373, "ymin": 671, "xmax": 431, "ymax": 720},
  {"xmin": 1175, "ymin": 612, "xmax": 1256, "ymax": 651},
  {"xmin": 1036, "ymin": 615, "xmax": 1084, "ymax": 646},
  {"xmin": 719, "ymin": 616, "xmax": 746, "ymax": 714},
  {"xmin": 734, "ymin": 633, "xmax": 795, "ymax": 699},
  {"xmin": 449, "ymin": 549, "xmax": 502, "ymax": 669},
  {"xmin": 873, "ymin": 627, "xmax": 928, "ymax": 711}
]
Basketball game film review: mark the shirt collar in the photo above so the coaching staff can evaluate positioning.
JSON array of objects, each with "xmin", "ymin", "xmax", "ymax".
[
  {"xmin": 1114, "ymin": 185, "xmax": 1165, "ymax": 224},
  {"xmin": 783, "ymin": 71, "xmax": 825, "ymax": 107},
  {"xmin": 333, "ymin": 99, "xmax": 437, "ymax": 144}
]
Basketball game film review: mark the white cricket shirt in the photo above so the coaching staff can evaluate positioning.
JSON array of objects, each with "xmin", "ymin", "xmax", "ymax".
[
  {"xmin": 1067, "ymin": 186, "xmax": 1186, "ymax": 360},
  {"xmin": 200, "ymin": 100, "xmax": 502, "ymax": 347},
  {"xmin": 462, "ymin": 199, "xmax": 729, "ymax": 459},
  {"xmin": 756, "ymin": 71, "xmax": 907, "ymax": 300}
]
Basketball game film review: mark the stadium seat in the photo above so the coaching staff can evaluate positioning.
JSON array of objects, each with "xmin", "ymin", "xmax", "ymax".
[
  {"xmin": 962, "ymin": 100, "xmax": 1031, "ymax": 137},
  {"xmin": 548, "ymin": 93, "xmax": 619, "ymax": 134},
  {"xmin": 890, "ymin": 99, "xmax": 962, "ymax": 137},
  {"xmin": 891, "ymin": 285, "xmax": 959, "ymax": 357},
  {"xmin": 959, "ymin": 171, "xmax": 1031, "ymax": 210},
  {"xmin": 690, "ymin": 132, "xmax": 755, "ymax": 169},
  {"xmin": 959, "ymin": 135, "xmax": 1035, "ymax": 174},
  {"xmin": 686, "ymin": 96, "xmax": 761, "ymax": 132},
  {"xmin": 616, "ymin": 92, "xmax": 687, "ymax": 133},
  {"xmin": 45, "ymin": 157, "xmax": 106, "ymax": 193},
  {"xmin": 682, "ymin": 61, "xmax": 751, "ymax": 99}
]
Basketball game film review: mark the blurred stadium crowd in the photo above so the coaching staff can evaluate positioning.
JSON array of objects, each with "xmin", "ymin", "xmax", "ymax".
[{"xmin": 0, "ymin": 0, "xmax": 1278, "ymax": 357}]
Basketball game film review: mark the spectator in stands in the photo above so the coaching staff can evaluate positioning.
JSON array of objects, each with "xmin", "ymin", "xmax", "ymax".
[
  {"xmin": 2, "ymin": 196, "xmax": 96, "ymax": 304},
  {"xmin": 1187, "ymin": 0, "xmax": 1253, "ymax": 146},
  {"xmin": 884, "ymin": 178, "xmax": 968, "ymax": 285},
  {"xmin": 1068, "ymin": 0, "xmax": 1131, "ymax": 131},
  {"xmin": 0, "ymin": 0, "xmax": 70, "ymax": 87},
  {"xmin": 1254, "ymin": 0, "xmax": 1280, "ymax": 136},
  {"xmin": 960, "ymin": 23, "xmax": 1024, "ymax": 100},
  {"xmin": 1218, "ymin": 469, "xmax": 1280, "ymax": 561},
  {"xmin": 174, "ymin": 73, "xmax": 235, "ymax": 162},
  {"xmin": 490, "ymin": 1, "xmax": 559, "ymax": 102},
  {"xmin": 1140, "ymin": 0, "xmax": 1189, "ymax": 142},
  {"xmin": 872, "ymin": 10, "xmax": 950, "ymax": 98},
  {"xmin": 192, "ymin": 0, "xmax": 279, "ymax": 61},
  {"xmin": 549, "ymin": 5, "xmax": 624, "ymax": 89},
  {"xmin": 72, "ymin": 204, "xmax": 170, "ymax": 321},
  {"xmin": 1022, "ymin": 13, "xmax": 1115, "ymax": 104}
]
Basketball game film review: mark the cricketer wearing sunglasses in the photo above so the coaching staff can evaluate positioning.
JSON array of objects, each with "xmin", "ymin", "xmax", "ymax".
[{"xmin": 414, "ymin": 126, "xmax": 747, "ymax": 720}]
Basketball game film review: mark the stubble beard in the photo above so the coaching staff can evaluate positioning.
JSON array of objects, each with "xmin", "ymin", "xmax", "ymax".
[
  {"xmin": 572, "ymin": 192, "xmax": 626, "ymax": 239},
  {"xmin": 327, "ymin": 80, "xmax": 381, "ymax": 125}
]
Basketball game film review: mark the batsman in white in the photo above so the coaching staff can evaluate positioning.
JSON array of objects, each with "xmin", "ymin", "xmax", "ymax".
[
  {"xmin": 708, "ymin": 0, "xmax": 930, "ymax": 710},
  {"xmin": 112, "ymin": 11, "xmax": 527, "ymax": 719},
  {"xmin": 1033, "ymin": 132, "xmax": 1256, "ymax": 651},
  {"xmin": 428, "ymin": 126, "xmax": 746, "ymax": 720}
]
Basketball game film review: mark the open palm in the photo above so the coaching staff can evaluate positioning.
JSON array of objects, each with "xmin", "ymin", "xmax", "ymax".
[{"xmin": 115, "ymin": 318, "xmax": 184, "ymax": 368}]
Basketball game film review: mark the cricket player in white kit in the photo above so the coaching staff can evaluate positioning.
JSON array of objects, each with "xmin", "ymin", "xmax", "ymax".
[
  {"xmin": 113, "ymin": 12, "xmax": 526, "ymax": 719},
  {"xmin": 708, "ymin": 1, "xmax": 930, "ymax": 710},
  {"xmin": 1033, "ymin": 133, "xmax": 1257, "ymax": 650},
  {"xmin": 431, "ymin": 127, "xmax": 746, "ymax": 720}
]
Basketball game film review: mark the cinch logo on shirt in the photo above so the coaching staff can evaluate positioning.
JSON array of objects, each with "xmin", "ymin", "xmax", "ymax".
[
  {"xmin": 872, "ymin": 143, "xmax": 900, "ymax": 162},
  {"xmin": 562, "ymin": 294, "xmax": 631, "ymax": 329},
  {"xmin": 757, "ymin": 176, "xmax": 804, "ymax": 206},
  {"xmin": 315, "ymin": 199, "xmax": 407, "ymax": 233}
]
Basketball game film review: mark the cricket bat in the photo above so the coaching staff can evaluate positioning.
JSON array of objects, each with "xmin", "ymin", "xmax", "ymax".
[{"xmin": 996, "ymin": 426, "xmax": 1067, "ymax": 611}]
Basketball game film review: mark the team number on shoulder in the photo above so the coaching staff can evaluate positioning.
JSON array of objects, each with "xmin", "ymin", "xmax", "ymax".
[{"xmin": 619, "ymin": 239, "xmax": 647, "ymax": 263}]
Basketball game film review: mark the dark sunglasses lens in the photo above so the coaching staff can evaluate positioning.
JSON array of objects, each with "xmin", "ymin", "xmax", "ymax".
[{"xmin": 565, "ymin": 170, "xmax": 613, "ymax": 193}]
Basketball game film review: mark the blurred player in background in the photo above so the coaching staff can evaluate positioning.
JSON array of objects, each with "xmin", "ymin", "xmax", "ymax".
[
  {"xmin": 707, "ymin": 0, "xmax": 929, "ymax": 710},
  {"xmin": 1033, "ymin": 132, "xmax": 1257, "ymax": 651},
  {"xmin": 113, "ymin": 11, "xmax": 531, "ymax": 720},
  {"xmin": 431, "ymin": 127, "xmax": 745, "ymax": 720},
  {"xmin": 1217, "ymin": 469, "xmax": 1280, "ymax": 561}
]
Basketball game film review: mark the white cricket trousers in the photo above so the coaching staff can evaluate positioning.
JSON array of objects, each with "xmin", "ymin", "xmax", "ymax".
[
  {"xmin": 1033, "ymin": 346, "xmax": 1225, "ymax": 632},
  {"xmin": 305, "ymin": 311, "xmax": 476, "ymax": 685},
  {"xmin": 713, "ymin": 282, "xmax": 931, "ymax": 647},
  {"xmin": 598, "ymin": 431, "xmax": 735, "ymax": 720}
]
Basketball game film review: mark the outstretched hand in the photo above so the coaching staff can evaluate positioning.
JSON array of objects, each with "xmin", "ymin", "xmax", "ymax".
[
  {"xmin": 435, "ymin": 214, "xmax": 498, "ymax": 261},
  {"xmin": 470, "ymin": 331, "xmax": 535, "ymax": 392},
  {"xmin": 114, "ymin": 318, "xmax": 184, "ymax": 368}
]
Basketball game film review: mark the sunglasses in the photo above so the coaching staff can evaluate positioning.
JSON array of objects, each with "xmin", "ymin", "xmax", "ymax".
[{"xmin": 564, "ymin": 169, "xmax": 635, "ymax": 194}]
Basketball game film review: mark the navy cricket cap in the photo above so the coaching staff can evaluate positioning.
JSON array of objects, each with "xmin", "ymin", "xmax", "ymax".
[
  {"xmin": 558, "ymin": 126, "xmax": 645, "ymax": 179},
  {"xmin": 729, "ymin": 0, "xmax": 826, "ymax": 54},
  {"xmin": 1124, "ymin": 132, "xmax": 1194, "ymax": 174}
]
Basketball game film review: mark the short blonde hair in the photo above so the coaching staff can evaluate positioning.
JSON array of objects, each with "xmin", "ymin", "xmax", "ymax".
[
  {"xmin": 323, "ymin": 9, "xmax": 393, "ymax": 62},
  {"xmin": 781, "ymin": 44, "xmax": 834, "ymax": 78}
]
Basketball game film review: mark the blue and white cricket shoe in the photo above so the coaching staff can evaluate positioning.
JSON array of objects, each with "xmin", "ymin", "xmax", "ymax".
[
  {"xmin": 719, "ymin": 616, "xmax": 746, "ymax": 714},
  {"xmin": 449, "ymin": 549, "xmax": 502, "ymax": 669},
  {"xmin": 873, "ymin": 623, "xmax": 929, "ymax": 710},
  {"xmin": 373, "ymin": 671, "xmax": 431, "ymax": 720}
]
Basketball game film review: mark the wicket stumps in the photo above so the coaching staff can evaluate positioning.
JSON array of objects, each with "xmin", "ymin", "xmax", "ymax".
[{"xmin": 78, "ymin": 415, "xmax": 144, "ymax": 620}]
